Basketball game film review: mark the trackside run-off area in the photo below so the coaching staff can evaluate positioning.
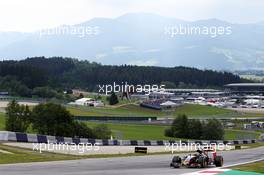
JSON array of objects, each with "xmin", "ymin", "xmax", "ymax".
[{"xmin": 185, "ymin": 169, "xmax": 264, "ymax": 175}]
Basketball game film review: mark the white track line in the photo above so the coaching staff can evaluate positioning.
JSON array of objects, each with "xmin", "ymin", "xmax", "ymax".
[{"xmin": 223, "ymin": 157, "xmax": 264, "ymax": 168}]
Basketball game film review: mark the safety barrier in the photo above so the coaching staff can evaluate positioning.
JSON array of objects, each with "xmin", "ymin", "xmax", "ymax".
[{"xmin": 0, "ymin": 131, "xmax": 258, "ymax": 146}]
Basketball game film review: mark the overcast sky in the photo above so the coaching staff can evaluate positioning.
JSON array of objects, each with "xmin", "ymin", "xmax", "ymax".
[{"xmin": 0, "ymin": 0, "xmax": 264, "ymax": 32}]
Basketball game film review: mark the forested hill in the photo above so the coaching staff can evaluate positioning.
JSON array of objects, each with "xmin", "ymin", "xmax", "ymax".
[{"xmin": 0, "ymin": 57, "xmax": 247, "ymax": 97}]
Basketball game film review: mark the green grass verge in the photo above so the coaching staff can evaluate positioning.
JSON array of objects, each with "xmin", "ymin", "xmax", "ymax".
[
  {"xmin": 0, "ymin": 143, "xmax": 84, "ymax": 164},
  {"xmin": 232, "ymin": 161, "xmax": 264, "ymax": 173},
  {"xmin": 0, "ymin": 143, "xmax": 171, "ymax": 164}
]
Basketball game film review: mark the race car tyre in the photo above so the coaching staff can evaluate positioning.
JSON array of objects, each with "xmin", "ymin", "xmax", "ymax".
[
  {"xmin": 204, "ymin": 158, "xmax": 208, "ymax": 168},
  {"xmin": 171, "ymin": 163, "xmax": 181, "ymax": 168},
  {"xmin": 214, "ymin": 156, "xmax": 224, "ymax": 167},
  {"xmin": 172, "ymin": 156, "xmax": 181, "ymax": 163},
  {"xmin": 170, "ymin": 156, "xmax": 181, "ymax": 168},
  {"xmin": 198, "ymin": 157, "xmax": 207, "ymax": 168}
]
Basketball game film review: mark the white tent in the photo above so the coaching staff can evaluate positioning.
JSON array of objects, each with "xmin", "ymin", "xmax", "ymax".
[
  {"xmin": 70, "ymin": 98, "xmax": 104, "ymax": 107},
  {"xmin": 244, "ymin": 99, "xmax": 260, "ymax": 105},
  {"xmin": 160, "ymin": 101, "xmax": 177, "ymax": 107},
  {"xmin": 74, "ymin": 98, "xmax": 93, "ymax": 105}
]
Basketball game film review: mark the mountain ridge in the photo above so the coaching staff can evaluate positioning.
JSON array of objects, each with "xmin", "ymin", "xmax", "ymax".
[{"xmin": 0, "ymin": 13, "xmax": 263, "ymax": 70}]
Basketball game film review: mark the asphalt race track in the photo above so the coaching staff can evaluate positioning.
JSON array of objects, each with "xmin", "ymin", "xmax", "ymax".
[{"xmin": 0, "ymin": 146, "xmax": 264, "ymax": 175}]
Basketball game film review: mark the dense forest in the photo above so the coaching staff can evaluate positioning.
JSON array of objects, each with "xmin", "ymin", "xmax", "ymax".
[{"xmin": 0, "ymin": 57, "xmax": 247, "ymax": 98}]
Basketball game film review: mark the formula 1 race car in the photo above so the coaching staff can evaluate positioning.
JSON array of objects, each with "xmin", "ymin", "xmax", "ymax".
[{"xmin": 170, "ymin": 148, "xmax": 223, "ymax": 168}]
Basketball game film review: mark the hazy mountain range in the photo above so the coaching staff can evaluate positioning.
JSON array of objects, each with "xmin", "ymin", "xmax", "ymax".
[{"xmin": 0, "ymin": 13, "xmax": 264, "ymax": 70}]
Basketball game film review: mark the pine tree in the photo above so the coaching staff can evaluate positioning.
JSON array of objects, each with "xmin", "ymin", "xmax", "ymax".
[
  {"xmin": 5, "ymin": 100, "xmax": 31, "ymax": 132},
  {"xmin": 109, "ymin": 92, "xmax": 119, "ymax": 105}
]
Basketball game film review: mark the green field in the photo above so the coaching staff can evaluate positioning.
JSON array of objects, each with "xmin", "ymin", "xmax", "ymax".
[
  {"xmin": 67, "ymin": 104, "xmax": 235, "ymax": 118},
  {"xmin": 172, "ymin": 104, "xmax": 232, "ymax": 117},
  {"xmin": 67, "ymin": 104, "xmax": 164, "ymax": 117},
  {"xmin": 86, "ymin": 122, "xmax": 171, "ymax": 140},
  {"xmin": 232, "ymin": 161, "xmax": 264, "ymax": 173},
  {"xmin": 224, "ymin": 129, "xmax": 262, "ymax": 140},
  {"xmin": 0, "ymin": 113, "xmax": 5, "ymax": 130},
  {"xmin": 85, "ymin": 122, "xmax": 260, "ymax": 140},
  {"xmin": 0, "ymin": 110, "xmax": 260, "ymax": 140}
]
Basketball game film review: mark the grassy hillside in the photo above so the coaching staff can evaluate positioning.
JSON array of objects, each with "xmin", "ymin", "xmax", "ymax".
[
  {"xmin": 0, "ymin": 57, "xmax": 243, "ymax": 98},
  {"xmin": 67, "ymin": 104, "xmax": 163, "ymax": 117},
  {"xmin": 67, "ymin": 104, "xmax": 234, "ymax": 118}
]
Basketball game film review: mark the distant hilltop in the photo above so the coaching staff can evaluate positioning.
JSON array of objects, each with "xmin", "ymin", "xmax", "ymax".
[{"xmin": 1, "ymin": 13, "xmax": 264, "ymax": 70}]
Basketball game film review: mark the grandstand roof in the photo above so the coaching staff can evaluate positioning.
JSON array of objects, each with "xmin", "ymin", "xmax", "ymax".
[{"xmin": 225, "ymin": 83, "xmax": 264, "ymax": 87}]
